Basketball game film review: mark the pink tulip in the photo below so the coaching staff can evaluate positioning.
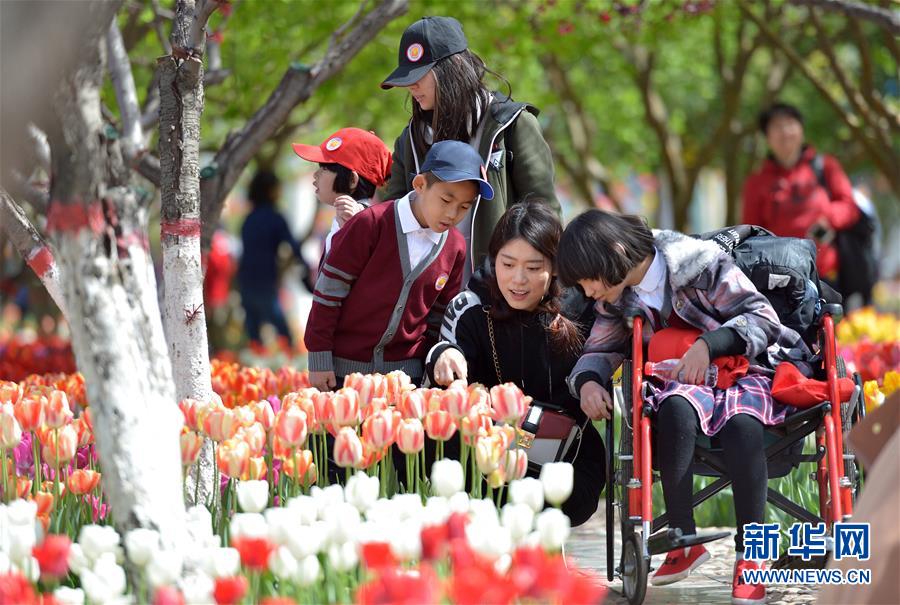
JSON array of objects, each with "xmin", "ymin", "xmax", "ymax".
[
  {"xmin": 274, "ymin": 407, "xmax": 308, "ymax": 448},
  {"xmin": 311, "ymin": 391, "xmax": 331, "ymax": 434},
  {"xmin": 327, "ymin": 388, "xmax": 361, "ymax": 429},
  {"xmin": 502, "ymin": 448, "xmax": 528, "ymax": 481},
  {"xmin": 250, "ymin": 400, "xmax": 275, "ymax": 432},
  {"xmin": 44, "ymin": 391, "xmax": 73, "ymax": 429},
  {"xmin": 362, "ymin": 408, "xmax": 399, "ymax": 450},
  {"xmin": 203, "ymin": 407, "xmax": 237, "ymax": 442},
  {"xmin": 344, "ymin": 373, "xmax": 387, "ymax": 411},
  {"xmin": 180, "ymin": 430, "xmax": 204, "ymax": 467},
  {"xmin": 399, "ymin": 390, "xmax": 426, "ymax": 420},
  {"xmin": 460, "ymin": 408, "xmax": 492, "ymax": 445},
  {"xmin": 41, "ymin": 425, "xmax": 77, "ymax": 466},
  {"xmin": 424, "ymin": 410, "xmax": 457, "ymax": 442},
  {"xmin": 441, "ymin": 386, "xmax": 473, "ymax": 420},
  {"xmin": 490, "ymin": 383, "xmax": 531, "ymax": 425},
  {"xmin": 333, "ymin": 427, "xmax": 364, "ymax": 468},
  {"xmin": 237, "ymin": 422, "xmax": 267, "ymax": 457},
  {"xmin": 0, "ymin": 406, "xmax": 22, "ymax": 450},
  {"xmin": 397, "ymin": 418, "xmax": 425, "ymax": 454},
  {"xmin": 385, "ymin": 371, "xmax": 412, "ymax": 404}
]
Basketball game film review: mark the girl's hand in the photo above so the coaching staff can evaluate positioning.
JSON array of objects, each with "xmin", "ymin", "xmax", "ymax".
[
  {"xmin": 334, "ymin": 195, "xmax": 364, "ymax": 226},
  {"xmin": 673, "ymin": 339, "xmax": 711, "ymax": 385},
  {"xmin": 309, "ymin": 370, "xmax": 337, "ymax": 391},
  {"xmin": 434, "ymin": 348, "xmax": 467, "ymax": 386},
  {"xmin": 580, "ymin": 381, "xmax": 613, "ymax": 421}
]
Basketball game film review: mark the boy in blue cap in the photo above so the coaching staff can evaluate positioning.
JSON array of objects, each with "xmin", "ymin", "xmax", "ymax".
[{"xmin": 305, "ymin": 140, "xmax": 494, "ymax": 390}]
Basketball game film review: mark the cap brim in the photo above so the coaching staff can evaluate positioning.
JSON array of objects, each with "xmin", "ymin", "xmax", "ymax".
[
  {"xmin": 291, "ymin": 143, "xmax": 327, "ymax": 163},
  {"xmin": 432, "ymin": 169, "xmax": 495, "ymax": 200},
  {"xmin": 380, "ymin": 61, "xmax": 436, "ymax": 90}
]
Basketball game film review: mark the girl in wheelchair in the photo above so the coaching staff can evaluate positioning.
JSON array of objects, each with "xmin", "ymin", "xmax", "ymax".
[{"xmin": 558, "ymin": 210, "xmax": 812, "ymax": 605}]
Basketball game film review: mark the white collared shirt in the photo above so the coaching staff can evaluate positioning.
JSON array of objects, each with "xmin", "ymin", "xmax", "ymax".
[
  {"xmin": 634, "ymin": 248, "xmax": 667, "ymax": 312},
  {"xmin": 397, "ymin": 192, "xmax": 442, "ymax": 269}
]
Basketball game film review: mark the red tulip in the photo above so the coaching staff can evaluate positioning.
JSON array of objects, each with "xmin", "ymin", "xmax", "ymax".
[
  {"xmin": 231, "ymin": 536, "xmax": 275, "ymax": 571},
  {"xmin": 490, "ymin": 383, "xmax": 530, "ymax": 425},
  {"xmin": 357, "ymin": 565, "xmax": 439, "ymax": 605},
  {"xmin": 67, "ymin": 469, "xmax": 101, "ymax": 495},
  {"xmin": 180, "ymin": 431, "xmax": 204, "ymax": 467},
  {"xmin": 44, "ymin": 390, "xmax": 72, "ymax": 429},
  {"xmin": 360, "ymin": 541, "xmax": 397, "ymax": 571},
  {"xmin": 274, "ymin": 407, "xmax": 308, "ymax": 448},
  {"xmin": 213, "ymin": 576, "xmax": 248, "ymax": 605},
  {"xmin": 399, "ymin": 390, "xmax": 426, "ymax": 420},
  {"xmin": 424, "ymin": 410, "xmax": 457, "ymax": 442},
  {"xmin": 0, "ymin": 572, "xmax": 37, "ymax": 604},
  {"xmin": 32, "ymin": 534, "xmax": 71, "ymax": 580},
  {"xmin": 362, "ymin": 408, "xmax": 399, "ymax": 450},
  {"xmin": 396, "ymin": 418, "xmax": 425, "ymax": 454},
  {"xmin": 333, "ymin": 427, "xmax": 364, "ymax": 468}
]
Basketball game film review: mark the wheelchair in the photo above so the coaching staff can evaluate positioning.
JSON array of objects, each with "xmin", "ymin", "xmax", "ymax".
[{"xmin": 602, "ymin": 304, "xmax": 865, "ymax": 605}]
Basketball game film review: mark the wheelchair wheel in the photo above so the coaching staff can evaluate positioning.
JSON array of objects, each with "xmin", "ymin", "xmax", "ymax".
[{"xmin": 622, "ymin": 533, "xmax": 649, "ymax": 605}]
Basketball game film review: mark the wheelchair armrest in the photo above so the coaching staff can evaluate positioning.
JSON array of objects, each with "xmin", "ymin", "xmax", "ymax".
[
  {"xmin": 818, "ymin": 303, "xmax": 843, "ymax": 324},
  {"xmin": 622, "ymin": 307, "xmax": 646, "ymax": 320}
]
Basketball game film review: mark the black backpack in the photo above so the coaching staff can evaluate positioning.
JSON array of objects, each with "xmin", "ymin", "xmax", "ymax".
[
  {"xmin": 694, "ymin": 225, "xmax": 838, "ymax": 341},
  {"xmin": 811, "ymin": 154, "xmax": 880, "ymax": 300}
]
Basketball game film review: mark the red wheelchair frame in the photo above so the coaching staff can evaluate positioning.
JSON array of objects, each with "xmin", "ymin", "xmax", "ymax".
[{"xmin": 603, "ymin": 305, "xmax": 863, "ymax": 604}]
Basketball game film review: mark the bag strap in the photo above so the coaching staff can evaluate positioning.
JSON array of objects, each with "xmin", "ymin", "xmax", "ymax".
[
  {"xmin": 486, "ymin": 313, "xmax": 504, "ymax": 384},
  {"xmin": 812, "ymin": 153, "xmax": 829, "ymax": 196}
]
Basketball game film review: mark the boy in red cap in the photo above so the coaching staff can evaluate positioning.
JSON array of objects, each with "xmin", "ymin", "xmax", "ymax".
[{"xmin": 292, "ymin": 127, "xmax": 393, "ymax": 259}]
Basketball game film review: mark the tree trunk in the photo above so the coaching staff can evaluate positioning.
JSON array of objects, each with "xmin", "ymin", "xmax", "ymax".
[
  {"xmin": 157, "ymin": 0, "xmax": 216, "ymax": 507},
  {"xmin": 45, "ymin": 21, "xmax": 186, "ymax": 549}
]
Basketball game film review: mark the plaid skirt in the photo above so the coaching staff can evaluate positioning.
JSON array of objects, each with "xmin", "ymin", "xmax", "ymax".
[{"xmin": 643, "ymin": 372, "xmax": 794, "ymax": 436}]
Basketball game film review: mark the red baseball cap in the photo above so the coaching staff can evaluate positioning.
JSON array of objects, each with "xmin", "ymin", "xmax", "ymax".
[{"xmin": 292, "ymin": 128, "xmax": 393, "ymax": 187}]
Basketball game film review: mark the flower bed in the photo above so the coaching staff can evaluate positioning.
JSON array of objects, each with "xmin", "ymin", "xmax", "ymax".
[
  {"xmin": 0, "ymin": 367, "xmax": 606, "ymax": 604},
  {"xmin": 836, "ymin": 307, "xmax": 900, "ymax": 412}
]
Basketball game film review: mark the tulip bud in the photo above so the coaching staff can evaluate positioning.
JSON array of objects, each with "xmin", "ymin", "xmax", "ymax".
[
  {"xmin": 0, "ymin": 381, "xmax": 22, "ymax": 405},
  {"xmin": 509, "ymin": 477, "xmax": 544, "ymax": 513},
  {"xmin": 14, "ymin": 395, "xmax": 45, "ymax": 432},
  {"xmin": 216, "ymin": 439, "xmax": 250, "ymax": 479},
  {"xmin": 282, "ymin": 450, "xmax": 316, "ymax": 486},
  {"xmin": 501, "ymin": 503, "xmax": 535, "ymax": 543},
  {"xmin": 424, "ymin": 410, "xmax": 457, "ymax": 442},
  {"xmin": 67, "ymin": 469, "xmax": 101, "ymax": 496},
  {"xmin": 362, "ymin": 408, "xmax": 398, "ymax": 450},
  {"xmin": 45, "ymin": 391, "xmax": 73, "ymax": 429},
  {"xmin": 296, "ymin": 554, "xmax": 321, "ymax": 586},
  {"xmin": 535, "ymin": 508, "xmax": 570, "ymax": 551},
  {"xmin": 237, "ymin": 422, "xmax": 266, "ymax": 457},
  {"xmin": 475, "ymin": 434, "xmax": 503, "ymax": 475},
  {"xmin": 236, "ymin": 480, "xmax": 269, "ymax": 513},
  {"xmin": 344, "ymin": 471, "xmax": 380, "ymax": 513},
  {"xmin": 441, "ymin": 386, "xmax": 472, "ymax": 420},
  {"xmin": 501, "ymin": 448, "xmax": 528, "ymax": 482},
  {"xmin": 333, "ymin": 427, "xmax": 363, "ymax": 468},
  {"xmin": 430, "ymin": 458, "xmax": 464, "ymax": 498},
  {"xmin": 250, "ymin": 400, "xmax": 275, "ymax": 431},
  {"xmin": 269, "ymin": 545, "xmax": 298, "ymax": 580},
  {"xmin": 384, "ymin": 371, "xmax": 412, "ymax": 405},
  {"xmin": 124, "ymin": 528, "xmax": 161, "ymax": 568},
  {"xmin": 180, "ymin": 431, "xmax": 204, "ymax": 467},
  {"xmin": 203, "ymin": 408, "xmax": 237, "ymax": 442},
  {"xmin": 489, "ymin": 383, "xmax": 531, "ymax": 425},
  {"xmin": 539, "ymin": 462, "xmax": 574, "ymax": 507},
  {"xmin": 274, "ymin": 407, "xmax": 308, "ymax": 448},
  {"xmin": 327, "ymin": 389, "xmax": 361, "ymax": 429},
  {"xmin": 398, "ymin": 390, "xmax": 426, "ymax": 420},
  {"xmin": 42, "ymin": 425, "xmax": 77, "ymax": 466},
  {"xmin": 396, "ymin": 418, "xmax": 425, "ymax": 455},
  {"xmin": 242, "ymin": 456, "xmax": 267, "ymax": 481}
]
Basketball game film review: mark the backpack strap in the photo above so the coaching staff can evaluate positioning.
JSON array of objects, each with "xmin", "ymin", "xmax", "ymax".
[{"xmin": 812, "ymin": 153, "xmax": 829, "ymax": 195}]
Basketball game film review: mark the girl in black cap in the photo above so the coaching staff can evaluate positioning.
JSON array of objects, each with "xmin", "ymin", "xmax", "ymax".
[{"xmin": 381, "ymin": 16, "xmax": 559, "ymax": 282}]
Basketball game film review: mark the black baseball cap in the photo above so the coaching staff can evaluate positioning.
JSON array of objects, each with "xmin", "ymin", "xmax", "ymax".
[
  {"xmin": 380, "ymin": 16, "xmax": 468, "ymax": 90},
  {"xmin": 420, "ymin": 140, "xmax": 494, "ymax": 200}
]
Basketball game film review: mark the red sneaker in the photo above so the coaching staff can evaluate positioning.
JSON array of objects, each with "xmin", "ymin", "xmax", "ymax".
[
  {"xmin": 732, "ymin": 559, "xmax": 766, "ymax": 605},
  {"xmin": 650, "ymin": 544, "xmax": 710, "ymax": 586}
]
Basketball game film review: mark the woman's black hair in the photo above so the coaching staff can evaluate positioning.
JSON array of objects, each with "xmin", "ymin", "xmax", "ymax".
[
  {"xmin": 318, "ymin": 163, "xmax": 376, "ymax": 201},
  {"xmin": 248, "ymin": 170, "xmax": 280, "ymax": 207},
  {"xmin": 557, "ymin": 210, "xmax": 655, "ymax": 288},
  {"xmin": 487, "ymin": 200, "xmax": 583, "ymax": 356},
  {"xmin": 758, "ymin": 102, "xmax": 804, "ymax": 134},
  {"xmin": 410, "ymin": 49, "xmax": 512, "ymax": 159}
]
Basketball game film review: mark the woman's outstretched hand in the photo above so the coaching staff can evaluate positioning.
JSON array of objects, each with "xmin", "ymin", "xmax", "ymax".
[
  {"xmin": 434, "ymin": 348, "xmax": 468, "ymax": 386},
  {"xmin": 673, "ymin": 339, "xmax": 711, "ymax": 385},
  {"xmin": 580, "ymin": 381, "xmax": 613, "ymax": 421}
]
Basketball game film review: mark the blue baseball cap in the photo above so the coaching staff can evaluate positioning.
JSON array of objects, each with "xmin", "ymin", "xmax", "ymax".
[{"xmin": 419, "ymin": 140, "xmax": 494, "ymax": 200}]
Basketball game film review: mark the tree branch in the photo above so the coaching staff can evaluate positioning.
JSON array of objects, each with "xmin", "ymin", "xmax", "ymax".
[
  {"xmin": 136, "ymin": 153, "xmax": 161, "ymax": 187},
  {"xmin": 0, "ymin": 188, "xmax": 67, "ymax": 318},
  {"xmin": 107, "ymin": 20, "xmax": 145, "ymax": 165},
  {"xmin": 788, "ymin": 0, "xmax": 900, "ymax": 34},
  {"xmin": 199, "ymin": 0, "xmax": 409, "ymax": 246}
]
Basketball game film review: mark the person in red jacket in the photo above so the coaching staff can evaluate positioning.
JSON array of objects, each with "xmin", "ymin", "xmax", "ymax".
[{"xmin": 742, "ymin": 103, "xmax": 859, "ymax": 283}]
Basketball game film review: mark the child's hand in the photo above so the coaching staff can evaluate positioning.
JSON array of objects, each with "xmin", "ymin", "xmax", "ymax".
[
  {"xmin": 434, "ymin": 348, "xmax": 468, "ymax": 386},
  {"xmin": 673, "ymin": 339, "xmax": 711, "ymax": 385},
  {"xmin": 580, "ymin": 381, "xmax": 613, "ymax": 421},
  {"xmin": 309, "ymin": 370, "xmax": 337, "ymax": 391},
  {"xmin": 334, "ymin": 195, "xmax": 364, "ymax": 226}
]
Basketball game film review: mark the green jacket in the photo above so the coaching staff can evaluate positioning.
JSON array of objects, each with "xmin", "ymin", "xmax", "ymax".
[{"xmin": 384, "ymin": 93, "xmax": 559, "ymax": 269}]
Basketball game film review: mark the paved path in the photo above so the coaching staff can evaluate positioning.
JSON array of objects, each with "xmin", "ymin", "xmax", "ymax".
[{"xmin": 566, "ymin": 511, "xmax": 819, "ymax": 604}]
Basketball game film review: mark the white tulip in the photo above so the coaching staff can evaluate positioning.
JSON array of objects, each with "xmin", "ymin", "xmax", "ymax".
[
  {"xmin": 181, "ymin": 572, "xmax": 214, "ymax": 605},
  {"xmin": 363, "ymin": 498, "xmax": 394, "ymax": 525},
  {"xmin": 6, "ymin": 499, "xmax": 37, "ymax": 525},
  {"xmin": 146, "ymin": 549, "xmax": 183, "ymax": 588},
  {"xmin": 204, "ymin": 547, "xmax": 240, "ymax": 578},
  {"xmin": 265, "ymin": 507, "xmax": 297, "ymax": 546},
  {"xmin": 344, "ymin": 472, "xmax": 380, "ymax": 513},
  {"xmin": 79, "ymin": 570, "xmax": 110, "ymax": 605},
  {"xmin": 53, "ymin": 586, "xmax": 86, "ymax": 605},
  {"xmin": 448, "ymin": 491, "xmax": 470, "ymax": 514},
  {"xmin": 230, "ymin": 512, "xmax": 268, "ymax": 540},
  {"xmin": 286, "ymin": 521, "xmax": 327, "ymax": 560},
  {"xmin": 327, "ymin": 541, "xmax": 358, "ymax": 572},
  {"xmin": 78, "ymin": 525, "xmax": 120, "ymax": 562},
  {"xmin": 67, "ymin": 543, "xmax": 90, "ymax": 575},
  {"xmin": 465, "ymin": 519, "xmax": 511, "ymax": 561},
  {"xmin": 286, "ymin": 495, "xmax": 318, "ymax": 525},
  {"xmin": 521, "ymin": 530, "xmax": 541, "ymax": 549},
  {"xmin": 390, "ymin": 493, "xmax": 423, "ymax": 521},
  {"xmin": 422, "ymin": 497, "xmax": 450, "ymax": 527},
  {"xmin": 296, "ymin": 554, "xmax": 321, "ymax": 587},
  {"xmin": 310, "ymin": 484, "xmax": 344, "ymax": 519},
  {"xmin": 269, "ymin": 546, "xmax": 298, "ymax": 580},
  {"xmin": 539, "ymin": 462, "xmax": 574, "ymax": 507},
  {"xmin": 236, "ymin": 480, "xmax": 269, "ymax": 513},
  {"xmin": 91, "ymin": 552, "xmax": 127, "ymax": 599},
  {"xmin": 124, "ymin": 528, "xmax": 160, "ymax": 567},
  {"xmin": 468, "ymin": 498, "xmax": 500, "ymax": 525},
  {"xmin": 494, "ymin": 553, "xmax": 512, "ymax": 575},
  {"xmin": 535, "ymin": 508, "xmax": 570, "ymax": 551},
  {"xmin": 501, "ymin": 503, "xmax": 535, "ymax": 543},
  {"xmin": 19, "ymin": 555, "xmax": 40, "ymax": 582},
  {"xmin": 389, "ymin": 521, "xmax": 422, "ymax": 561},
  {"xmin": 8, "ymin": 523, "xmax": 36, "ymax": 563},
  {"xmin": 322, "ymin": 503, "xmax": 360, "ymax": 545},
  {"xmin": 509, "ymin": 477, "xmax": 544, "ymax": 513},
  {"xmin": 186, "ymin": 504, "xmax": 213, "ymax": 530},
  {"xmin": 0, "ymin": 552, "xmax": 10, "ymax": 574},
  {"xmin": 430, "ymin": 458, "xmax": 464, "ymax": 497}
]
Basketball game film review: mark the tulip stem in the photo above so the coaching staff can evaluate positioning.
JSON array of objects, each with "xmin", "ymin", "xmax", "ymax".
[
  {"xmin": 459, "ymin": 435, "xmax": 468, "ymax": 488},
  {"xmin": 54, "ymin": 429, "xmax": 60, "ymax": 502},
  {"xmin": 31, "ymin": 432, "xmax": 41, "ymax": 497},
  {"xmin": 436, "ymin": 440, "xmax": 444, "ymax": 462},
  {"xmin": 1, "ymin": 450, "xmax": 7, "ymax": 503},
  {"xmin": 321, "ymin": 433, "xmax": 330, "ymax": 487},
  {"xmin": 405, "ymin": 454, "xmax": 414, "ymax": 493},
  {"xmin": 496, "ymin": 484, "xmax": 505, "ymax": 508}
]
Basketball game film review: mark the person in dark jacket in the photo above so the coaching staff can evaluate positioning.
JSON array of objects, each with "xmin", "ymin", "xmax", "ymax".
[
  {"xmin": 381, "ymin": 16, "xmax": 559, "ymax": 279},
  {"xmin": 425, "ymin": 201, "xmax": 604, "ymax": 526},
  {"xmin": 237, "ymin": 170, "xmax": 305, "ymax": 348}
]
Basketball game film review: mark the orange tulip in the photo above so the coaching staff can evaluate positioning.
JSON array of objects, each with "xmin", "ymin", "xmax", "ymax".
[
  {"xmin": 36, "ymin": 513, "xmax": 50, "ymax": 533},
  {"xmin": 424, "ymin": 410, "xmax": 457, "ymax": 442},
  {"xmin": 368, "ymin": 397, "xmax": 389, "ymax": 413},
  {"xmin": 41, "ymin": 480, "xmax": 63, "ymax": 498},
  {"xmin": 490, "ymin": 383, "xmax": 531, "ymax": 425},
  {"xmin": 178, "ymin": 398, "xmax": 207, "ymax": 432},
  {"xmin": 311, "ymin": 392, "xmax": 331, "ymax": 434},
  {"xmin": 282, "ymin": 449, "xmax": 316, "ymax": 484},
  {"xmin": 242, "ymin": 456, "xmax": 267, "ymax": 481},
  {"xmin": 384, "ymin": 370, "xmax": 412, "ymax": 405},
  {"xmin": 44, "ymin": 391, "xmax": 73, "ymax": 429},
  {"xmin": 327, "ymin": 389, "xmax": 361, "ymax": 429},
  {"xmin": 396, "ymin": 418, "xmax": 425, "ymax": 454},
  {"xmin": 67, "ymin": 469, "xmax": 101, "ymax": 495},
  {"xmin": 344, "ymin": 373, "xmax": 386, "ymax": 411},
  {"xmin": 251, "ymin": 400, "xmax": 275, "ymax": 432},
  {"xmin": 41, "ymin": 425, "xmax": 77, "ymax": 466},
  {"xmin": 14, "ymin": 395, "xmax": 45, "ymax": 432},
  {"xmin": 491, "ymin": 424, "xmax": 517, "ymax": 451},
  {"xmin": 233, "ymin": 406, "xmax": 256, "ymax": 429},
  {"xmin": 362, "ymin": 408, "xmax": 399, "ymax": 450},
  {"xmin": 82, "ymin": 406, "xmax": 94, "ymax": 432},
  {"xmin": 399, "ymin": 390, "xmax": 426, "ymax": 420},
  {"xmin": 34, "ymin": 491, "xmax": 54, "ymax": 515},
  {"xmin": 16, "ymin": 477, "xmax": 31, "ymax": 498},
  {"xmin": 73, "ymin": 416, "xmax": 93, "ymax": 447},
  {"xmin": 460, "ymin": 410, "xmax": 492, "ymax": 445},
  {"xmin": 0, "ymin": 381, "xmax": 22, "ymax": 405},
  {"xmin": 180, "ymin": 431, "xmax": 204, "ymax": 467},
  {"xmin": 333, "ymin": 427, "xmax": 364, "ymax": 468},
  {"xmin": 237, "ymin": 423, "xmax": 267, "ymax": 457},
  {"xmin": 204, "ymin": 408, "xmax": 238, "ymax": 442},
  {"xmin": 217, "ymin": 439, "xmax": 250, "ymax": 479},
  {"xmin": 274, "ymin": 407, "xmax": 308, "ymax": 448}
]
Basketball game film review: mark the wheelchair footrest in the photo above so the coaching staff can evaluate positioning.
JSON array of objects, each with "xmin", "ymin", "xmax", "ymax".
[{"xmin": 647, "ymin": 528, "xmax": 732, "ymax": 556}]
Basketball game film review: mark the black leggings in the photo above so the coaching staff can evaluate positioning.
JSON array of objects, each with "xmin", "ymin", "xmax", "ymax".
[{"xmin": 656, "ymin": 396, "xmax": 767, "ymax": 551}]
